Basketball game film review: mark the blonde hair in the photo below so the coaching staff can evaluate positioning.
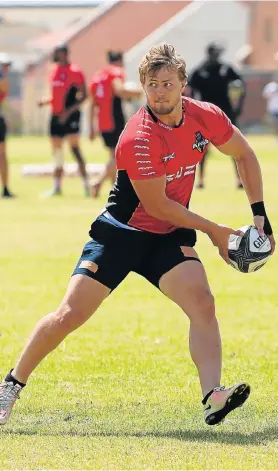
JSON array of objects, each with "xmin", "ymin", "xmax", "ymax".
[{"xmin": 139, "ymin": 43, "xmax": 188, "ymax": 84}]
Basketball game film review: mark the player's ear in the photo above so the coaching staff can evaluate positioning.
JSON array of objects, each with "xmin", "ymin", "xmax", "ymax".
[{"xmin": 181, "ymin": 80, "xmax": 187, "ymax": 93}]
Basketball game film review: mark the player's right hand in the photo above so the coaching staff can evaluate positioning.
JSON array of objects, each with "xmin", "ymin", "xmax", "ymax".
[
  {"xmin": 37, "ymin": 100, "xmax": 44, "ymax": 108},
  {"xmin": 253, "ymin": 215, "xmax": 276, "ymax": 254},
  {"xmin": 207, "ymin": 224, "xmax": 244, "ymax": 264}
]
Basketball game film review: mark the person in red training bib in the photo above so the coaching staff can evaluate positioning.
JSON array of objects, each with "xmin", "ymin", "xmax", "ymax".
[
  {"xmin": 89, "ymin": 50, "xmax": 142, "ymax": 198},
  {"xmin": 38, "ymin": 44, "xmax": 89, "ymax": 197},
  {"xmin": 0, "ymin": 44, "xmax": 275, "ymax": 428},
  {"xmin": 0, "ymin": 53, "xmax": 14, "ymax": 198}
]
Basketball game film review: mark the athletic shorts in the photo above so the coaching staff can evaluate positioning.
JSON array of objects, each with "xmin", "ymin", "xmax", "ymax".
[
  {"xmin": 50, "ymin": 111, "xmax": 81, "ymax": 138},
  {"xmin": 0, "ymin": 116, "xmax": 7, "ymax": 143},
  {"xmin": 72, "ymin": 214, "xmax": 200, "ymax": 291},
  {"xmin": 101, "ymin": 125, "xmax": 125, "ymax": 149}
]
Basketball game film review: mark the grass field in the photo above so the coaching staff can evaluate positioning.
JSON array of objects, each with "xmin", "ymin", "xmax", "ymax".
[{"xmin": 0, "ymin": 135, "xmax": 277, "ymax": 470}]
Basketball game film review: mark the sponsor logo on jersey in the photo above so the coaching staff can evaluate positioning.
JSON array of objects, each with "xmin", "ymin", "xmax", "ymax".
[
  {"xmin": 192, "ymin": 132, "xmax": 209, "ymax": 153},
  {"xmin": 162, "ymin": 152, "xmax": 175, "ymax": 163},
  {"xmin": 166, "ymin": 164, "xmax": 196, "ymax": 183}
]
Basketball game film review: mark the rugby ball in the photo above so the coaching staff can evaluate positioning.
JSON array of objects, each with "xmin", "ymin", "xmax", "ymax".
[{"xmin": 228, "ymin": 225, "xmax": 271, "ymax": 273}]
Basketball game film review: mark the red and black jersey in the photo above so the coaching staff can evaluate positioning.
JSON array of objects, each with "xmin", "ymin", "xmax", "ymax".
[
  {"xmin": 0, "ymin": 72, "xmax": 7, "ymax": 105},
  {"xmin": 106, "ymin": 97, "xmax": 234, "ymax": 234},
  {"xmin": 90, "ymin": 65, "xmax": 125, "ymax": 132},
  {"xmin": 50, "ymin": 63, "xmax": 85, "ymax": 115}
]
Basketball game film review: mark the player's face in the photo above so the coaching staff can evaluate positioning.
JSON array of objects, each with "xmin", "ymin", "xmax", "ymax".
[
  {"xmin": 53, "ymin": 50, "xmax": 68, "ymax": 64},
  {"xmin": 208, "ymin": 50, "xmax": 221, "ymax": 62},
  {"xmin": 144, "ymin": 67, "xmax": 185, "ymax": 115}
]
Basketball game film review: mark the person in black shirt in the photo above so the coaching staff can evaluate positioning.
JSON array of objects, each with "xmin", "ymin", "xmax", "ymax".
[{"xmin": 188, "ymin": 42, "xmax": 246, "ymax": 189}]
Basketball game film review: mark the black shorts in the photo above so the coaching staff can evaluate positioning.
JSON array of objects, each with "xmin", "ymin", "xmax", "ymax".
[
  {"xmin": 101, "ymin": 125, "xmax": 125, "ymax": 149},
  {"xmin": 0, "ymin": 116, "xmax": 7, "ymax": 143},
  {"xmin": 72, "ymin": 214, "xmax": 199, "ymax": 291},
  {"xmin": 50, "ymin": 111, "xmax": 81, "ymax": 138}
]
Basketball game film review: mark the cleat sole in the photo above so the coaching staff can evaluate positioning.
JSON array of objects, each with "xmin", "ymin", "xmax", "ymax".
[{"xmin": 206, "ymin": 382, "xmax": 251, "ymax": 426}]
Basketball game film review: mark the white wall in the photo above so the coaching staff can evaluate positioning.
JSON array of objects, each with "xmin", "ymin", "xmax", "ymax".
[
  {"xmin": 125, "ymin": 0, "xmax": 249, "ymax": 84},
  {"xmin": 0, "ymin": 6, "xmax": 97, "ymax": 29}
]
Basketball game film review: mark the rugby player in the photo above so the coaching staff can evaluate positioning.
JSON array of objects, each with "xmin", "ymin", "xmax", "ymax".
[
  {"xmin": 38, "ymin": 44, "xmax": 89, "ymax": 196},
  {"xmin": 0, "ymin": 44, "xmax": 275, "ymax": 426},
  {"xmin": 0, "ymin": 53, "xmax": 14, "ymax": 198},
  {"xmin": 89, "ymin": 51, "xmax": 142, "ymax": 197},
  {"xmin": 188, "ymin": 42, "xmax": 246, "ymax": 189}
]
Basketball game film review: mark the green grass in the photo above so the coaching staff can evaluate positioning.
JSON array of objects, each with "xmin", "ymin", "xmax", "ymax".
[{"xmin": 0, "ymin": 135, "xmax": 277, "ymax": 470}]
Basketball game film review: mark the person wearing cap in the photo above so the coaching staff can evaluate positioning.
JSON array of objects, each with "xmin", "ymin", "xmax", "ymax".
[
  {"xmin": 38, "ymin": 45, "xmax": 89, "ymax": 197},
  {"xmin": 89, "ymin": 50, "xmax": 142, "ymax": 198},
  {"xmin": 188, "ymin": 42, "xmax": 246, "ymax": 189},
  {"xmin": 0, "ymin": 53, "xmax": 14, "ymax": 198}
]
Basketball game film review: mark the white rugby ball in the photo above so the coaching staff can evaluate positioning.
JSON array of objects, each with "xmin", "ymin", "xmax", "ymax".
[{"xmin": 228, "ymin": 225, "xmax": 271, "ymax": 273}]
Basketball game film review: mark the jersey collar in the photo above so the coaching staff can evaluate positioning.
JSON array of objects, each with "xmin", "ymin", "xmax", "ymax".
[{"xmin": 145, "ymin": 103, "xmax": 185, "ymax": 130}]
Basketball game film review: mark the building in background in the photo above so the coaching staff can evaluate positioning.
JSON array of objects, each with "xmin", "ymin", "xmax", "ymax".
[
  {"xmin": 0, "ymin": 0, "xmax": 100, "ymax": 132},
  {"xmin": 1, "ymin": 0, "xmax": 278, "ymax": 134},
  {"xmin": 23, "ymin": 0, "xmax": 188, "ymax": 134}
]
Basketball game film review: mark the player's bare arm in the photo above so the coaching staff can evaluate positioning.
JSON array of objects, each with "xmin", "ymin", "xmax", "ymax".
[
  {"xmin": 112, "ymin": 77, "xmax": 142, "ymax": 100},
  {"xmin": 217, "ymin": 127, "xmax": 275, "ymax": 253},
  {"xmin": 37, "ymin": 97, "xmax": 52, "ymax": 107},
  {"xmin": 131, "ymin": 176, "xmax": 243, "ymax": 263}
]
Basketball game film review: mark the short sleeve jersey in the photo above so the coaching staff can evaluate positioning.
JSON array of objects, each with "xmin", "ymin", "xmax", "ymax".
[
  {"xmin": 90, "ymin": 65, "xmax": 125, "ymax": 132},
  {"xmin": 0, "ymin": 72, "xmax": 7, "ymax": 105},
  {"xmin": 106, "ymin": 97, "xmax": 234, "ymax": 234},
  {"xmin": 50, "ymin": 63, "xmax": 85, "ymax": 115}
]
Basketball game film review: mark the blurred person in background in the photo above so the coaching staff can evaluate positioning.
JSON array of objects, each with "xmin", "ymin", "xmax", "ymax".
[
  {"xmin": 89, "ymin": 51, "xmax": 142, "ymax": 198},
  {"xmin": 38, "ymin": 45, "xmax": 90, "ymax": 197},
  {"xmin": 188, "ymin": 42, "xmax": 246, "ymax": 189},
  {"xmin": 263, "ymin": 75, "xmax": 278, "ymax": 143},
  {"xmin": 0, "ymin": 53, "xmax": 14, "ymax": 198}
]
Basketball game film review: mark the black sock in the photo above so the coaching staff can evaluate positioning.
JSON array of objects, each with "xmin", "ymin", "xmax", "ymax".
[
  {"xmin": 5, "ymin": 369, "xmax": 26, "ymax": 388},
  {"xmin": 202, "ymin": 389, "xmax": 214, "ymax": 405}
]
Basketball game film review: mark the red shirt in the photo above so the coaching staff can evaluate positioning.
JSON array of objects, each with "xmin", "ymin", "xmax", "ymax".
[
  {"xmin": 0, "ymin": 91, "xmax": 6, "ymax": 105},
  {"xmin": 90, "ymin": 65, "xmax": 125, "ymax": 132},
  {"xmin": 0, "ymin": 72, "xmax": 7, "ymax": 105},
  {"xmin": 50, "ymin": 63, "xmax": 85, "ymax": 115},
  {"xmin": 106, "ymin": 97, "xmax": 234, "ymax": 234}
]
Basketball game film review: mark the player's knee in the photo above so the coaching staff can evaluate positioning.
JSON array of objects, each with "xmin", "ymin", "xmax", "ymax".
[
  {"xmin": 71, "ymin": 146, "xmax": 83, "ymax": 162},
  {"xmin": 71, "ymin": 145, "xmax": 79, "ymax": 154},
  {"xmin": 54, "ymin": 148, "xmax": 64, "ymax": 168},
  {"xmin": 54, "ymin": 303, "xmax": 81, "ymax": 333},
  {"xmin": 191, "ymin": 289, "xmax": 215, "ymax": 323}
]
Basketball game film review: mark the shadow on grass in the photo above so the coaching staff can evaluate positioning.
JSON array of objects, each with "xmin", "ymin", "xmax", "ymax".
[{"xmin": 1, "ymin": 426, "xmax": 278, "ymax": 445}]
